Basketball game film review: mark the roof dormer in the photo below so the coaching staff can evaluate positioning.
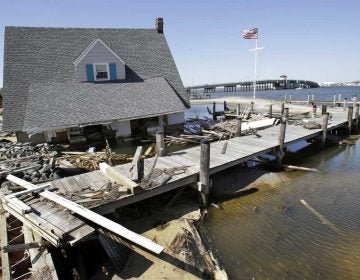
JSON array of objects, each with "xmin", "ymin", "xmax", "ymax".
[{"xmin": 74, "ymin": 38, "xmax": 126, "ymax": 82}]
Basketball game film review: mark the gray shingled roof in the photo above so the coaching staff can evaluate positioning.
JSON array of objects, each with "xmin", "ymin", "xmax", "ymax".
[
  {"xmin": 3, "ymin": 26, "xmax": 188, "ymax": 132},
  {"xmin": 22, "ymin": 77, "xmax": 186, "ymax": 132}
]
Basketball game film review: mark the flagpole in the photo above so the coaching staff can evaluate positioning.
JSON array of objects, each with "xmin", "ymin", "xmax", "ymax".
[{"xmin": 253, "ymin": 39, "xmax": 258, "ymax": 100}]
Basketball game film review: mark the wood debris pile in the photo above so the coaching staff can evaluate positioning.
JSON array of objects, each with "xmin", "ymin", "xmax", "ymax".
[
  {"xmin": 60, "ymin": 181, "xmax": 127, "ymax": 208},
  {"xmin": 140, "ymin": 166, "xmax": 188, "ymax": 190}
]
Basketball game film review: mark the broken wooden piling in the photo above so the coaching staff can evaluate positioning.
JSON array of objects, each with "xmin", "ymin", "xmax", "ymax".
[
  {"xmin": 322, "ymin": 113, "xmax": 329, "ymax": 147},
  {"xmin": 212, "ymin": 102, "xmax": 217, "ymax": 121},
  {"xmin": 235, "ymin": 117, "xmax": 242, "ymax": 137},
  {"xmin": 312, "ymin": 104, "xmax": 317, "ymax": 118},
  {"xmin": 321, "ymin": 104, "xmax": 327, "ymax": 115},
  {"xmin": 156, "ymin": 131, "xmax": 165, "ymax": 157},
  {"xmin": 355, "ymin": 104, "xmax": 360, "ymax": 128},
  {"xmin": 277, "ymin": 117, "xmax": 287, "ymax": 164},
  {"xmin": 280, "ymin": 102, "xmax": 285, "ymax": 117},
  {"xmin": 268, "ymin": 104, "xmax": 273, "ymax": 119},
  {"xmin": 333, "ymin": 93, "xmax": 336, "ymax": 107},
  {"xmin": 347, "ymin": 106, "xmax": 354, "ymax": 132},
  {"xmin": 199, "ymin": 139, "xmax": 210, "ymax": 206},
  {"xmin": 344, "ymin": 98, "xmax": 347, "ymax": 111}
]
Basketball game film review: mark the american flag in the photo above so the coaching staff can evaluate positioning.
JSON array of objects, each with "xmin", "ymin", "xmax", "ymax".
[{"xmin": 242, "ymin": 28, "xmax": 258, "ymax": 39}]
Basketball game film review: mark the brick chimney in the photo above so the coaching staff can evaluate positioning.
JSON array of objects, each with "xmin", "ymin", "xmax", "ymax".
[{"xmin": 155, "ymin": 18, "xmax": 164, "ymax": 34}]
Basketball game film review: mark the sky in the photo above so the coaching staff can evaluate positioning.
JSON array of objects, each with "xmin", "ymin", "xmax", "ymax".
[{"xmin": 0, "ymin": 0, "xmax": 359, "ymax": 87}]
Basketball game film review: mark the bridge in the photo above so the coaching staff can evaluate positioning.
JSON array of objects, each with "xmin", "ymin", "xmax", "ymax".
[{"xmin": 186, "ymin": 79, "xmax": 319, "ymax": 94}]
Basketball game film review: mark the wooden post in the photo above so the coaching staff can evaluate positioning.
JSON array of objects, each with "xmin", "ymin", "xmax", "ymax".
[
  {"xmin": 212, "ymin": 102, "xmax": 217, "ymax": 121},
  {"xmin": 155, "ymin": 131, "xmax": 165, "ymax": 156},
  {"xmin": 333, "ymin": 93, "xmax": 336, "ymax": 107},
  {"xmin": 284, "ymin": 93, "xmax": 287, "ymax": 103},
  {"xmin": 344, "ymin": 98, "xmax": 347, "ymax": 111},
  {"xmin": 338, "ymin": 93, "xmax": 341, "ymax": 101},
  {"xmin": 277, "ymin": 118, "xmax": 287, "ymax": 164},
  {"xmin": 312, "ymin": 104, "xmax": 317, "ymax": 118},
  {"xmin": 236, "ymin": 103, "xmax": 240, "ymax": 117},
  {"xmin": 269, "ymin": 104, "xmax": 273, "ymax": 118},
  {"xmin": 353, "ymin": 96, "xmax": 357, "ymax": 109},
  {"xmin": 281, "ymin": 102, "xmax": 285, "ymax": 117},
  {"xmin": 307, "ymin": 93, "xmax": 310, "ymax": 105},
  {"xmin": 284, "ymin": 108, "xmax": 289, "ymax": 119},
  {"xmin": 235, "ymin": 117, "xmax": 242, "ymax": 137},
  {"xmin": 321, "ymin": 113, "xmax": 329, "ymax": 147},
  {"xmin": 355, "ymin": 104, "xmax": 360, "ymax": 128},
  {"xmin": 321, "ymin": 104, "xmax": 327, "ymax": 115},
  {"xmin": 223, "ymin": 101, "xmax": 227, "ymax": 112},
  {"xmin": 158, "ymin": 115, "xmax": 165, "ymax": 131},
  {"xmin": 289, "ymin": 93, "xmax": 292, "ymax": 104},
  {"xmin": 347, "ymin": 106, "xmax": 354, "ymax": 132},
  {"xmin": 251, "ymin": 101, "xmax": 254, "ymax": 112},
  {"xmin": 312, "ymin": 93, "xmax": 315, "ymax": 102},
  {"xmin": 199, "ymin": 139, "xmax": 210, "ymax": 206}
]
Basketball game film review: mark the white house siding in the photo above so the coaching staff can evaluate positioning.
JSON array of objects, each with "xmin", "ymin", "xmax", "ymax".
[
  {"xmin": 109, "ymin": 120, "xmax": 131, "ymax": 138},
  {"xmin": 76, "ymin": 41, "xmax": 126, "ymax": 81},
  {"xmin": 167, "ymin": 112, "xmax": 185, "ymax": 125}
]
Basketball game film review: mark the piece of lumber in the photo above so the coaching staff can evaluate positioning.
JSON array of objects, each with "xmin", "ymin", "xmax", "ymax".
[
  {"xmin": 284, "ymin": 165, "xmax": 321, "ymax": 173},
  {"xmin": 2, "ymin": 242, "xmax": 42, "ymax": 253},
  {"xmin": 300, "ymin": 199, "xmax": 341, "ymax": 234},
  {"xmin": 3, "ymin": 195, "xmax": 32, "ymax": 214},
  {"xmin": 6, "ymin": 175, "xmax": 164, "ymax": 255},
  {"xmin": 0, "ymin": 202, "xmax": 11, "ymax": 280},
  {"xmin": 6, "ymin": 184, "xmax": 51, "ymax": 199},
  {"xmin": 99, "ymin": 162, "xmax": 138, "ymax": 193},
  {"xmin": 130, "ymin": 146, "xmax": 143, "ymax": 181}
]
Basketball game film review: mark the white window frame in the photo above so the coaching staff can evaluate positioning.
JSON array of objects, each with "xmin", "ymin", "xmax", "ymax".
[{"xmin": 93, "ymin": 63, "xmax": 110, "ymax": 81}]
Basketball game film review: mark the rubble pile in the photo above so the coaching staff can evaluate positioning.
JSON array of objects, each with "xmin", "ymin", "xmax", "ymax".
[{"xmin": 0, "ymin": 142, "xmax": 63, "ymax": 185}]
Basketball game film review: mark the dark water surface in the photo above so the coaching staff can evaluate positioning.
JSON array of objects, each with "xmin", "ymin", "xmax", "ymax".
[{"xmin": 200, "ymin": 139, "xmax": 360, "ymax": 279}]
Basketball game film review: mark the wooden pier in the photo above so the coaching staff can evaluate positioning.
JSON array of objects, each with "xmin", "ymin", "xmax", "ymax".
[
  {"xmin": 43, "ymin": 106, "xmax": 353, "ymax": 213},
  {"xmin": 0, "ymin": 104, "xmax": 357, "ymax": 249}
]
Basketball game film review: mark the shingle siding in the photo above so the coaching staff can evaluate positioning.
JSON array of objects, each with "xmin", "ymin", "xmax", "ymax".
[{"xmin": 3, "ymin": 27, "xmax": 189, "ymax": 132}]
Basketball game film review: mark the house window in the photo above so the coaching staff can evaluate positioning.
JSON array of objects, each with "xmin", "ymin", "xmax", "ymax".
[{"xmin": 94, "ymin": 63, "xmax": 109, "ymax": 81}]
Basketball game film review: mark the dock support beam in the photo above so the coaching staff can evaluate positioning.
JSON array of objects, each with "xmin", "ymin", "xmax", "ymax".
[
  {"xmin": 344, "ymin": 98, "xmax": 347, "ymax": 111},
  {"xmin": 355, "ymin": 104, "xmax": 360, "ymax": 128},
  {"xmin": 199, "ymin": 139, "xmax": 210, "ymax": 207},
  {"xmin": 236, "ymin": 103, "xmax": 241, "ymax": 117},
  {"xmin": 155, "ymin": 131, "xmax": 165, "ymax": 157},
  {"xmin": 235, "ymin": 117, "xmax": 242, "ymax": 137},
  {"xmin": 321, "ymin": 113, "xmax": 329, "ymax": 147},
  {"xmin": 321, "ymin": 104, "xmax": 327, "ymax": 115},
  {"xmin": 251, "ymin": 101, "xmax": 254, "ymax": 112},
  {"xmin": 269, "ymin": 104, "xmax": 273, "ymax": 119},
  {"xmin": 280, "ymin": 102, "xmax": 285, "ymax": 117},
  {"xmin": 333, "ymin": 94, "xmax": 336, "ymax": 107},
  {"xmin": 312, "ymin": 105, "xmax": 317, "ymax": 118},
  {"xmin": 284, "ymin": 108, "xmax": 289, "ymax": 119},
  {"xmin": 212, "ymin": 102, "xmax": 217, "ymax": 121},
  {"xmin": 307, "ymin": 93, "xmax": 310, "ymax": 105},
  {"xmin": 347, "ymin": 106, "xmax": 354, "ymax": 132},
  {"xmin": 277, "ymin": 118, "xmax": 287, "ymax": 164}
]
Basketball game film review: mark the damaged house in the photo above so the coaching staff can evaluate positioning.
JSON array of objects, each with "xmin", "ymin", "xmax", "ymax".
[{"xmin": 2, "ymin": 18, "xmax": 189, "ymax": 144}]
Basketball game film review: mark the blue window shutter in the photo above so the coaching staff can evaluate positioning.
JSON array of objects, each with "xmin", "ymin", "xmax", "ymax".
[
  {"xmin": 86, "ymin": 64, "xmax": 94, "ymax": 81},
  {"xmin": 109, "ymin": 63, "xmax": 117, "ymax": 80}
]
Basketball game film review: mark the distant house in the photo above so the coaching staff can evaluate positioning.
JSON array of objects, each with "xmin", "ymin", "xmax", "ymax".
[{"xmin": 2, "ymin": 18, "xmax": 189, "ymax": 144}]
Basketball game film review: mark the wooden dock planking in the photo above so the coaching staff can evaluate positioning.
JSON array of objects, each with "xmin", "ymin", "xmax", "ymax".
[{"xmin": 27, "ymin": 107, "xmax": 354, "ymax": 218}]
